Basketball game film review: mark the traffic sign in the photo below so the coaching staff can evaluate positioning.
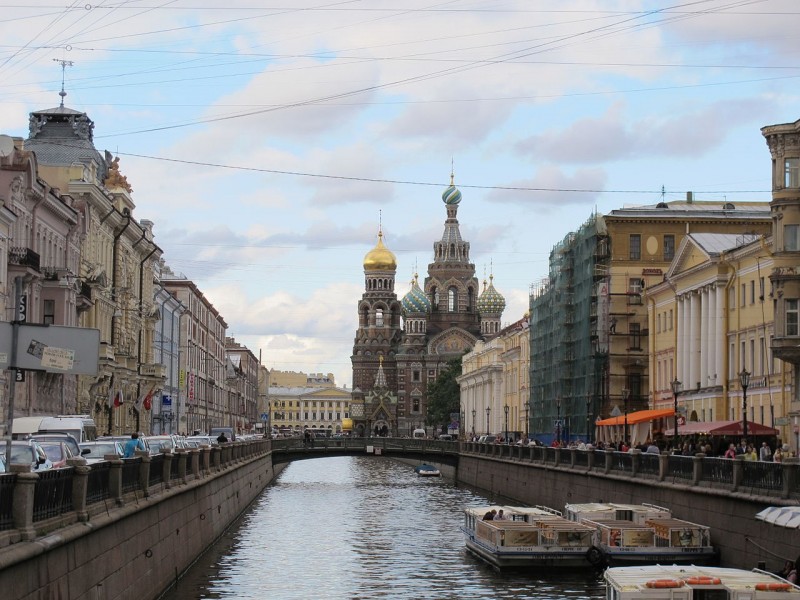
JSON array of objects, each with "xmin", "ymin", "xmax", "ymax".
[{"xmin": 260, "ymin": 413, "xmax": 269, "ymax": 421}]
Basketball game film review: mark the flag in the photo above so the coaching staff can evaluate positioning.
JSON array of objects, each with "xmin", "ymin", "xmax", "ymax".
[
  {"xmin": 114, "ymin": 388, "xmax": 124, "ymax": 408},
  {"xmin": 134, "ymin": 388, "xmax": 147, "ymax": 412},
  {"xmin": 143, "ymin": 387, "xmax": 155, "ymax": 411}
]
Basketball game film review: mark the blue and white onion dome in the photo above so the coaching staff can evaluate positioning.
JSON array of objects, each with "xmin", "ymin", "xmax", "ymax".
[
  {"xmin": 401, "ymin": 274, "xmax": 431, "ymax": 316},
  {"xmin": 441, "ymin": 175, "xmax": 462, "ymax": 205},
  {"xmin": 477, "ymin": 275, "xmax": 506, "ymax": 315}
]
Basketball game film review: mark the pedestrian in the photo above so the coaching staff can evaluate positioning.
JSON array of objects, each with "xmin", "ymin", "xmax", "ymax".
[
  {"xmin": 123, "ymin": 432, "xmax": 144, "ymax": 458},
  {"xmin": 483, "ymin": 509, "xmax": 497, "ymax": 521},
  {"xmin": 743, "ymin": 445, "xmax": 757, "ymax": 461},
  {"xmin": 494, "ymin": 509, "xmax": 508, "ymax": 521},
  {"xmin": 724, "ymin": 443, "xmax": 736, "ymax": 459},
  {"xmin": 774, "ymin": 445, "xmax": 784, "ymax": 463},
  {"xmin": 759, "ymin": 442, "xmax": 772, "ymax": 462},
  {"xmin": 216, "ymin": 431, "xmax": 228, "ymax": 444},
  {"xmin": 787, "ymin": 556, "xmax": 799, "ymax": 584}
]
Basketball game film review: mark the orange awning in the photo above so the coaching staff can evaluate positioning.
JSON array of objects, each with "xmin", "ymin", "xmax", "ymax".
[{"xmin": 595, "ymin": 408, "xmax": 675, "ymax": 426}]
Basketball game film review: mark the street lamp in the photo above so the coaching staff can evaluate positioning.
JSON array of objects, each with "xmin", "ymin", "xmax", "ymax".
[
  {"xmin": 671, "ymin": 378, "xmax": 683, "ymax": 440},
  {"xmin": 485, "ymin": 406, "xmax": 491, "ymax": 435},
  {"xmin": 739, "ymin": 369, "xmax": 750, "ymax": 440},
  {"xmin": 523, "ymin": 403, "xmax": 529, "ymax": 438},
  {"xmin": 621, "ymin": 388, "xmax": 630, "ymax": 445},
  {"xmin": 556, "ymin": 396, "xmax": 562, "ymax": 445},
  {"xmin": 504, "ymin": 404, "xmax": 509, "ymax": 443},
  {"xmin": 471, "ymin": 408, "xmax": 476, "ymax": 437}
]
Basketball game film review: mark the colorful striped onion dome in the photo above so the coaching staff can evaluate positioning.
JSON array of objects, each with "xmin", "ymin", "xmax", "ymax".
[
  {"xmin": 477, "ymin": 275, "xmax": 506, "ymax": 315},
  {"xmin": 401, "ymin": 275, "xmax": 431, "ymax": 315}
]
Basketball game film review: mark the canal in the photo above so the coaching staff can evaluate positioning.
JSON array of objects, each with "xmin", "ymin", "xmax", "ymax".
[{"xmin": 160, "ymin": 456, "xmax": 606, "ymax": 599}]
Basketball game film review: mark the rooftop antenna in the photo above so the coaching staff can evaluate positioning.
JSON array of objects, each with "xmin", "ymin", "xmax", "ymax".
[
  {"xmin": 661, "ymin": 185, "xmax": 665, "ymax": 203},
  {"xmin": 53, "ymin": 58, "xmax": 74, "ymax": 107},
  {"xmin": 450, "ymin": 157, "xmax": 455, "ymax": 185}
]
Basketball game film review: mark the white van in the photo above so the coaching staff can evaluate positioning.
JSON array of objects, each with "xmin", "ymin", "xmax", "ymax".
[
  {"xmin": 38, "ymin": 415, "xmax": 97, "ymax": 442},
  {"xmin": 11, "ymin": 416, "xmax": 46, "ymax": 440},
  {"xmin": 412, "ymin": 428, "xmax": 426, "ymax": 439}
]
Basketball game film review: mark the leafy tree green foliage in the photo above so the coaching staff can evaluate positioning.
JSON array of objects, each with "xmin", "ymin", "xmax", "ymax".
[{"xmin": 426, "ymin": 357, "xmax": 462, "ymax": 431}]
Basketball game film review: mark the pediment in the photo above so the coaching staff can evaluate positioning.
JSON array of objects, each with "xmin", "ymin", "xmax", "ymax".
[{"xmin": 428, "ymin": 327, "xmax": 478, "ymax": 356}]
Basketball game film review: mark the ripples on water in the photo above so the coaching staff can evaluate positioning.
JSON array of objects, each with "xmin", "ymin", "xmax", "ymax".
[{"xmin": 162, "ymin": 457, "xmax": 606, "ymax": 600}]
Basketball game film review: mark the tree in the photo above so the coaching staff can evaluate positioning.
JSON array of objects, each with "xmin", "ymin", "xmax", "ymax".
[{"xmin": 426, "ymin": 357, "xmax": 462, "ymax": 432}]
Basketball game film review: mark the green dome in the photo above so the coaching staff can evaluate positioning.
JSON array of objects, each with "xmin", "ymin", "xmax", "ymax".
[
  {"xmin": 477, "ymin": 275, "xmax": 506, "ymax": 315},
  {"xmin": 402, "ymin": 276, "xmax": 430, "ymax": 315}
]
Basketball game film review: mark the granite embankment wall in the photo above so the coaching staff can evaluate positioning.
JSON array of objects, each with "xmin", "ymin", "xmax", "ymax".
[
  {"xmin": 0, "ymin": 441, "xmax": 283, "ymax": 600},
  {"xmin": 457, "ymin": 450, "xmax": 800, "ymax": 572}
]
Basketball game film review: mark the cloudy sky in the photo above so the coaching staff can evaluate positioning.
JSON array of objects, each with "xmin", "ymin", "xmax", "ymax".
[{"xmin": 1, "ymin": 1, "xmax": 798, "ymax": 388}]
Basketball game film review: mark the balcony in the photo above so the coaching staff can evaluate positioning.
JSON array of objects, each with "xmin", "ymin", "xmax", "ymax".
[
  {"xmin": 140, "ymin": 363, "xmax": 166, "ymax": 379},
  {"xmin": 9, "ymin": 247, "xmax": 41, "ymax": 272}
]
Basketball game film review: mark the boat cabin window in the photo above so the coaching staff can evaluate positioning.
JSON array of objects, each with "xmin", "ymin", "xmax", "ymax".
[
  {"xmin": 693, "ymin": 591, "xmax": 730, "ymax": 600},
  {"xmin": 615, "ymin": 509, "xmax": 633, "ymax": 521}
]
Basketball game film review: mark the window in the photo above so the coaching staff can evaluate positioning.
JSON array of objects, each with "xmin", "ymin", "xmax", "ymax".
[
  {"xmin": 412, "ymin": 398, "xmax": 420, "ymax": 412},
  {"xmin": 759, "ymin": 277, "xmax": 765, "ymax": 301},
  {"xmin": 785, "ymin": 224, "xmax": 800, "ymax": 251},
  {"xmin": 669, "ymin": 309, "xmax": 673, "ymax": 330},
  {"xmin": 412, "ymin": 370, "xmax": 421, "ymax": 382},
  {"xmin": 628, "ymin": 278, "xmax": 643, "ymax": 305},
  {"xmin": 663, "ymin": 234, "xmax": 675, "ymax": 261},
  {"xmin": 43, "ymin": 299, "xmax": 55, "ymax": 325},
  {"xmin": 629, "ymin": 234, "xmax": 641, "ymax": 260},
  {"xmin": 448, "ymin": 287, "xmax": 457, "ymax": 312},
  {"xmin": 740, "ymin": 284, "xmax": 746, "ymax": 307},
  {"xmin": 629, "ymin": 323, "xmax": 641, "ymax": 350},
  {"xmin": 787, "ymin": 299, "xmax": 799, "ymax": 336},
  {"xmin": 750, "ymin": 280, "xmax": 755, "ymax": 305},
  {"xmin": 376, "ymin": 309, "xmax": 384, "ymax": 326},
  {"xmin": 785, "ymin": 157, "xmax": 800, "ymax": 188}
]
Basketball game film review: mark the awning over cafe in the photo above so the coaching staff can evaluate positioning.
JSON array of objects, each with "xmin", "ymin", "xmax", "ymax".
[
  {"xmin": 594, "ymin": 408, "xmax": 675, "ymax": 445},
  {"xmin": 595, "ymin": 408, "xmax": 675, "ymax": 426},
  {"xmin": 663, "ymin": 420, "xmax": 779, "ymax": 437}
]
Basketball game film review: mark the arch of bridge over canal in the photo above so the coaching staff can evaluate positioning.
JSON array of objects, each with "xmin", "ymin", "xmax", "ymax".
[{"xmin": 269, "ymin": 436, "xmax": 460, "ymax": 471}]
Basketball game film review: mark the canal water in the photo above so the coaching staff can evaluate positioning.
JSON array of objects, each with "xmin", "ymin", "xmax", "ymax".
[{"xmin": 160, "ymin": 456, "xmax": 606, "ymax": 600}]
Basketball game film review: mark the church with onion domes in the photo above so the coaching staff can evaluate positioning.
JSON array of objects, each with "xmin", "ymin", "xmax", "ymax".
[{"xmin": 350, "ymin": 174, "xmax": 506, "ymax": 436}]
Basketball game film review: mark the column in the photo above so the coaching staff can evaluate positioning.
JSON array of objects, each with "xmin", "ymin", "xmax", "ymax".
[
  {"xmin": 715, "ymin": 285, "xmax": 725, "ymax": 389},
  {"xmin": 701, "ymin": 287, "xmax": 710, "ymax": 388},
  {"xmin": 676, "ymin": 295, "xmax": 684, "ymax": 382},
  {"xmin": 690, "ymin": 291, "xmax": 701, "ymax": 389}
]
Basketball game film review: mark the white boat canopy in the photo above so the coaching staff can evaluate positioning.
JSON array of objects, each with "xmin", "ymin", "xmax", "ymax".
[{"xmin": 755, "ymin": 506, "xmax": 800, "ymax": 529}]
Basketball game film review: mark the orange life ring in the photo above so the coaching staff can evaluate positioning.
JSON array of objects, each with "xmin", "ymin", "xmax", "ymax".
[
  {"xmin": 684, "ymin": 576, "xmax": 722, "ymax": 585},
  {"xmin": 755, "ymin": 582, "xmax": 792, "ymax": 591},
  {"xmin": 646, "ymin": 579, "xmax": 684, "ymax": 589}
]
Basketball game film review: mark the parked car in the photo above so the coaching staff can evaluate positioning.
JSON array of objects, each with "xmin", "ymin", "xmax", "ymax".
[
  {"xmin": 38, "ymin": 441, "xmax": 75, "ymax": 468},
  {"xmin": 97, "ymin": 435, "xmax": 151, "ymax": 456},
  {"xmin": 79, "ymin": 441, "xmax": 124, "ymax": 463},
  {"xmin": 186, "ymin": 435, "xmax": 214, "ymax": 447},
  {"xmin": 9, "ymin": 440, "xmax": 53, "ymax": 471},
  {"xmin": 143, "ymin": 435, "xmax": 177, "ymax": 455},
  {"xmin": 30, "ymin": 433, "xmax": 83, "ymax": 458}
]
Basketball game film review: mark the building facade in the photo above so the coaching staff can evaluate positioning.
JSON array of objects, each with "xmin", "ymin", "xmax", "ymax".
[
  {"xmin": 351, "ymin": 177, "xmax": 506, "ymax": 435},
  {"xmin": 530, "ymin": 201, "xmax": 771, "ymax": 445}
]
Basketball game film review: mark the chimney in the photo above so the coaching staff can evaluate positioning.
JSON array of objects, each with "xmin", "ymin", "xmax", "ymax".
[{"xmin": 686, "ymin": 191, "xmax": 694, "ymax": 203}]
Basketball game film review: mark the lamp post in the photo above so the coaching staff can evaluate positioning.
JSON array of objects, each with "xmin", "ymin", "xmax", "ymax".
[
  {"xmin": 504, "ymin": 404, "xmax": 509, "ymax": 443},
  {"xmin": 621, "ymin": 388, "xmax": 630, "ymax": 445},
  {"xmin": 556, "ymin": 396, "xmax": 562, "ymax": 445},
  {"xmin": 671, "ymin": 378, "xmax": 683, "ymax": 441},
  {"xmin": 523, "ymin": 403, "xmax": 529, "ymax": 439},
  {"xmin": 739, "ymin": 369, "xmax": 750, "ymax": 440},
  {"xmin": 485, "ymin": 406, "xmax": 491, "ymax": 435},
  {"xmin": 471, "ymin": 408, "xmax": 476, "ymax": 437}
]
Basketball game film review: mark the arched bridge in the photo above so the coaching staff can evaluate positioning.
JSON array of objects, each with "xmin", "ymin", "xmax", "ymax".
[{"xmin": 270, "ymin": 437, "xmax": 460, "ymax": 468}]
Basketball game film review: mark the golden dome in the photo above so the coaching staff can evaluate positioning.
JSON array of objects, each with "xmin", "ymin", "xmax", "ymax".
[{"xmin": 363, "ymin": 231, "xmax": 397, "ymax": 271}]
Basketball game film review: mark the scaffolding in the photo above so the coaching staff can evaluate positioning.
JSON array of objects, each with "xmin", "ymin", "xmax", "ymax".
[{"xmin": 530, "ymin": 213, "xmax": 610, "ymax": 443}]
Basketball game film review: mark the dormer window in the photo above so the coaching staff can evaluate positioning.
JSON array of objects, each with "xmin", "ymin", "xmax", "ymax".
[{"xmin": 786, "ymin": 158, "xmax": 800, "ymax": 188}]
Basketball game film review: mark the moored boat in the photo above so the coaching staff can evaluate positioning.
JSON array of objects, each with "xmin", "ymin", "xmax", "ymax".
[
  {"xmin": 463, "ymin": 505, "xmax": 597, "ymax": 569},
  {"xmin": 565, "ymin": 502, "xmax": 717, "ymax": 568},
  {"xmin": 605, "ymin": 565, "xmax": 800, "ymax": 599},
  {"xmin": 414, "ymin": 464, "xmax": 440, "ymax": 477}
]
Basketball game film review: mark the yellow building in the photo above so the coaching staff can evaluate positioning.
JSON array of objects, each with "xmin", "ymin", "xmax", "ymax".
[
  {"xmin": 268, "ymin": 386, "xmax": 352, "ymax": 436},
  {"xmin": 458, "ymin": 315, "xmax": 529, "ymax": 440},
  {"xmin": 647, "ymin": 232, "xmax": 791, "ymax": 444}
]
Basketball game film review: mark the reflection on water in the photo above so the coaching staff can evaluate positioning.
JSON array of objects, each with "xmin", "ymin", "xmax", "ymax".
[{"xmin": 161, "ymin": 457, "xmax": 606, "ymax": 600}]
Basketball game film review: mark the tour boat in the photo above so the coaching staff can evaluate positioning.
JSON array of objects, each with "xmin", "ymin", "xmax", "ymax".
[
  {"xmin": 564, "ymin": 502, "xmax": 717, "ymax": 567},
  {"xmin": 604, "ymin": 565, "xmax": 800, "ymax": 599},
  {"xmin": 414, "ymin": 464, "xmax": 441, "ymax": 477},
  {"xmin": 462, "ymin": 505, "xmax": 597, "ymax": 569}
]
